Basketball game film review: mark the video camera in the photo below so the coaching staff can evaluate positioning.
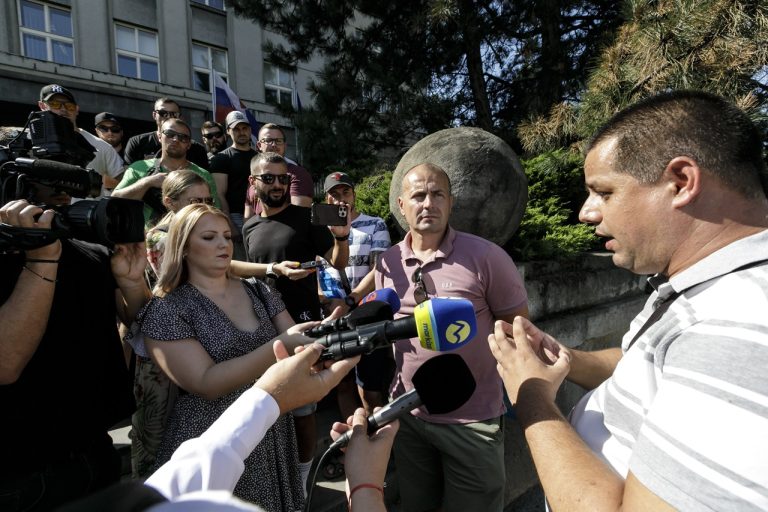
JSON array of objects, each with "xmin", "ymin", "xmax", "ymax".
[{"xmin": 0, "ymin": 111, "xmax": 145, "ymax": 251}]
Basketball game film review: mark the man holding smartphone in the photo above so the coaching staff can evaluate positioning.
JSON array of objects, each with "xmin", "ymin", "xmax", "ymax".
[{"xmin": 242, "ymin": 152, "xmax": 350, "ymax": 491}]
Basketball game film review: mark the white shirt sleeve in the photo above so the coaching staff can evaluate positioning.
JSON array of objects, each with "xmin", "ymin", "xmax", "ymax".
[
  {"xmin": 79, "ymin": 128, "xmax": 124, "ymax": 178},
  {"xmin": 144, "ymin": 386, "xmax": 280, "ymax": 500}
]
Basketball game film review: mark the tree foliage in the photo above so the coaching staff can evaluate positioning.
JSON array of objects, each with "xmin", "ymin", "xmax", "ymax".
[
  {"xmin": 519, "ymin": 0, "xmax": 768, "ymax": 153},
  {"xmin": 229, "ymin": 0, "xmax": 623, "ymax": 173}
]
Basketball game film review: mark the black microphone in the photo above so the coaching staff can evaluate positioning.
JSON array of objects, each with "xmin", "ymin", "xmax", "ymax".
[
  {"xmin": 329, "ymin": 353, "xmax": 476, "ymax": 451},
  {"xmin": 14, "ymin": 157, "xmax": 102, "ymax": 198},
  {"xmin": 316, "ymin": 297, "xmax": 477, "ymax": 361},
  {"xmin": 305, "ymin": 301, "xmax": 394, "ymax": 338}
]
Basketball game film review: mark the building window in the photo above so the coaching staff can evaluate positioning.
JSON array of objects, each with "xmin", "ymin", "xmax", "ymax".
[
  {"xmin": 115, "ymin": 23, "xmax": 159, "ymax": 82},
  {"xmin": 192, "ymin": 43, "xmax": 228, "ymax": 92},
  {"xmin": 264, "ymin": 63, "xmax": 293, "ymax": 107},
  {"xmin": 191, "ymin": 0, "xmax": 225, "ymax": 10},
  {"xmin": 18, "ymin": 0, "xmax": 74, "ymax": 65}
]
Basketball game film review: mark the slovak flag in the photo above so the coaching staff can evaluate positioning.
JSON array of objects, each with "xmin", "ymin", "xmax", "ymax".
[{"xmin": 212, "ymin": 71, "xmax": 261, "ymax": 145}]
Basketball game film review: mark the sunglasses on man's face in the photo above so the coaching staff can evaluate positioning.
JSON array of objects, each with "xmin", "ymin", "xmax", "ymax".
[
  {"xmin": 411, "ymin": 266, "xmax": 429, "ymax": 304},
  {"xmin": 202, "ymin": 131, "xmax": 224, "ymax": 139},
  {"xmin": 253, "ymin": 173, "xmax": 291, "ymax": 185},
  {"xmin": 45, "ymin": 100, "xmax": 77, "ymax": 112},
  {"xmin": 96, "ymin": 125, "xmax": 122, "ymax": 133},
  {"xmin": 162, "ymin": 129, "xmax": 191, "ymax": 143},
  {"xmin": 155, "ymin": 109, "xmax": 180, "ymax": 119}
]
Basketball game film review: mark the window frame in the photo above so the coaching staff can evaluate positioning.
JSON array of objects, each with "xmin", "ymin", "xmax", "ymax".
[
  {"xmin": 264, "ymin": 62, "xmax": 294, "ymax": 108},
  {"xmin": 17, "ymin": 0, "xmax": 75, "ymax": 65},
  {"xmin": 192, "ymin": 42, "xmax": 228, "ymax": 92},
  {"xmin": 190, "ymin": 0, "xmax": 225, "ymax": 10},
  {"xmin": 114, "ymin": 22, "xmax": 160, "ymax": 82}
]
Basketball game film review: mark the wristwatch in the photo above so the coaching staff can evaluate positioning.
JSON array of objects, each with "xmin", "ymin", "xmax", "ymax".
[
  {"xmin": 344, "ymin": 295, "xmax": 357, "ymax": 307},
  {"xmin": 266, "ymin": 263, "xmax": 279, "ymax": 280}
]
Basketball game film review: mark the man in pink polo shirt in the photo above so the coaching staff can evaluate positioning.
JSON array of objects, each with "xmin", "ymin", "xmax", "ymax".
[{"xmin": 374, "ymin": 162, "xmax": 529, "ymax": 511}]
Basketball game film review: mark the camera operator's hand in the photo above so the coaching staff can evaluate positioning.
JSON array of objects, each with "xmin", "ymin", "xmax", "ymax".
[{"xmin": 0, "ymin": 200, "xmax": 61, "ymax": 260}]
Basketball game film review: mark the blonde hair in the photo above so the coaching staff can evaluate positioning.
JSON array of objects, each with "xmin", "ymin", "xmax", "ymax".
[{"xmin": 154, "ymin": 203, "xmax": 230, "ymax": 297}]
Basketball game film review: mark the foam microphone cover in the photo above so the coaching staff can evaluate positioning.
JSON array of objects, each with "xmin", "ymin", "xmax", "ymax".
[
  {"xmin": 412, "ymin": 353, "xmax": 476, "ymax": 414},
  {"xmin": 359, "ymin": 288, "xmax": 401, "ymax": 313},
  {"xmin": 346, "ymin": 301, "xmax": 394, "ymax": 328},
  {"xmin": 414, "ymin": 298, "xmax": 477, "ymax": 351}
]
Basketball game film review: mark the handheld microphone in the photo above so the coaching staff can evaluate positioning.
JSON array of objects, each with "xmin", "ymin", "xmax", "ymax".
[
  {"xmin": 359, "ymin": 288, "xmax": 401, "ymax": 311},
  {"xmin": 329, "ymin": 353, "xmax": 476, "ymax": 451},
  {"xmin": 316, "ymin": 297, "xmax": 477, "ymax": 360},
  {"xmin": 305, "ymin": 301, "xmax": 394, "ymax": 338}
]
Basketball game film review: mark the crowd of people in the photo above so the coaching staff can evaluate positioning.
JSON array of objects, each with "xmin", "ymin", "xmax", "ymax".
[{"xmin": 1, "ymin": 84, "xmax": 767, "ymax": 512}]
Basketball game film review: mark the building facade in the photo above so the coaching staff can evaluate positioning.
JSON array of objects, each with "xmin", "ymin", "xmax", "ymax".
[{"xmin": 0, "ymin": 0, "xmax": 322, "ymax": 161}]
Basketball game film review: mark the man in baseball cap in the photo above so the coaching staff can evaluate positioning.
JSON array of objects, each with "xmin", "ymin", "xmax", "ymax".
[
  {"xmin": 323, "ymin": 170, "xmax": 393, "ymax": 419},
  {"xmin": 37, "ymin": 84, "xmax": 124, "ymax": 194},
  {"xmin": 94, "ymin": 112, "xmax": 126, "ymax": 162},
  {"xmin": 225, "ymin": 110, "xmax": 248, "ymax": 129}
]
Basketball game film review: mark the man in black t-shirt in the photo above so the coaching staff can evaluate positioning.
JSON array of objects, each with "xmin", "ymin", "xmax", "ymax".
[
  {"xmin": 242, "ymin": 152, "xmax": 350, "ymax": 485},
  {"xmin": 0, "ymin": 193, "xmax": 150, "ymax": 510},
  {"xmin": 123, "ymin": 97, "xmax": 209, "ymax": 170},
  {"xmin": 210, "ymin": 111, "xmax": 257, "ymax": 260}
]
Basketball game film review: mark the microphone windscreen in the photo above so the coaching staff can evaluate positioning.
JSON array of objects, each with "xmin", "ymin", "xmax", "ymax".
[
  {"xmin": 412, "ymin": 353, "xmax": 476, "ymax": 414},
  {"xmin": 414, "ymin": 298, "xmax": 477, "ymax": 351},
  {"xmin": 346, "ymin": 301, "xmax": 394, "ymax": 328},
  {"xmin": 359, "ymin": 288, "xmax": 401, "ymax": 313}
]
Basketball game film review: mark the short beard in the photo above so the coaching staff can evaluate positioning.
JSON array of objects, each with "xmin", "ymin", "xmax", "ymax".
[{"xmin": 258, "ymin": 187, "xmax": 289, "ymax": 208}]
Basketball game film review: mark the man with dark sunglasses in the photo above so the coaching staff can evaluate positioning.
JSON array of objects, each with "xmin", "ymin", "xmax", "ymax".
[
  {"xmin": 242, "ymin": 151, "xmax": 351, "ymax": 491},
  {"xmin": 210, "ymin": 111, "xmax": 257, "ymax": 260},
  {"xmin": 37, "ymin": 84, "xmax": 124, "ymax": 197},
  {"xmin": 244, "ymin": 123, "xmax": 314, "ymax": 218},
  {"xmin": 94, "ymin": 112, "xmax": 126, "ymax": 164},
  {"xmin": 374, "ymin": 162, "xmax": 529, "ymax": 512},
  {"xmin": 113, "ymin": 118, "xmax": 219, "ymax": 227},
  {"xmin": 201, "ymin": 121, "xmax": 227, "ymax": 160},
  {"xmin": 123, "ymin": 97, "xmax": 210, "ymax": 170}
]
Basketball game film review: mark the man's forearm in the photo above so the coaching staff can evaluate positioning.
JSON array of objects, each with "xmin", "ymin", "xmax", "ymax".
[
  {"xmin": 112, "ymin": 178, "xmax": 154, "ymax": 200},
  {"xmin": 0, "ymin": 264, "xmax": 58, "ymax": 384},
  {"xmin": 567, "ymin": 347, "xmax": 622, "ymax": 390},
  {"xmin": 517, "ymin": 381, "xmax": 625, "ymax": 512},
  {"xmin": 328, "ymin": 240, "xmax": 349, "ymax": 270}
]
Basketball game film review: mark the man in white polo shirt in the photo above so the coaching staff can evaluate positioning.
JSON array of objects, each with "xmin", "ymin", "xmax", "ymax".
[{"xmin": 490, "ymin": 91, "xmax": 768, "ymax": 511}]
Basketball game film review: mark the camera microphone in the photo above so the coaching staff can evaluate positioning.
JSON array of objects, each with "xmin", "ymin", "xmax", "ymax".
[
  {"xmin": 306, "ymin": 288, "xmax": 402, "ymax": 338},
  {"xmin": 14, "ymin": 157, "xmax": 101, "ymax": 198},
  {"xmin": 316, "ymin": 297, "xmax": 477, "ymax": 360},
  {"xmin": 329, "ymin": 353, "xmax": 476, "ymax": 451},
  {"xmin": 306, "ymin": 301, "xmax": 393, "ymax": 338}
]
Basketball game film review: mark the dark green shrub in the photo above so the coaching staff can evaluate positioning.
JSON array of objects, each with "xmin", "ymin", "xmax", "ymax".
[{"xmin": 506, "ymin": 149, "xmax": 598, "ymax": 260}]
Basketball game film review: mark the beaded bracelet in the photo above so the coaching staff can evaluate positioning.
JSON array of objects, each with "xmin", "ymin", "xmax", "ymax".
[
  {"xmin": 23, "ymin": 265, "xmax": 57, "ymax": 283},
  {"xmin": 348, "ymin": 483, "xmax": 384, "ymax": 511}
]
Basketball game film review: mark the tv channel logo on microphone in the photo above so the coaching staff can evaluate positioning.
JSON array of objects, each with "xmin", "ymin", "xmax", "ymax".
[{"xmin": 414, "ymin": 298, "xmax": 477, "ymax": 351}]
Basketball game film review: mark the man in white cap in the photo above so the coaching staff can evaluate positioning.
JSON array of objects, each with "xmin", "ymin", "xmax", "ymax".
[
  {"xmin": 38, "ymin": 84, "xmax": 124, "ymax": 196},
  {"xmin": 210, "ymin": 111, "xmax": 257, "ymax": 259}
]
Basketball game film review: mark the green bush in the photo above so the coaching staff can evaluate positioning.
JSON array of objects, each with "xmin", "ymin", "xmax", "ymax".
[{"xmin": 507, "ymin": 149, "xmax": 598, "ymax": 261}]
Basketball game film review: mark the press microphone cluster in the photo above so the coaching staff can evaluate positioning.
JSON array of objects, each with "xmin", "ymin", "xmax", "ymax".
[
  {"xmin": 329, "ymin": 353, "xmax": 476, "ymax": 451},
  {"xmin": 315, "ymin": 296, "xmax": 478, "ymax": 361}
]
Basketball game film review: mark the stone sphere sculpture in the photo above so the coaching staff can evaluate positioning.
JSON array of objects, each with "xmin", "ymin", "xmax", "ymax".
[{"xmin": 389, "ymin": 127, "xmax": 527, "ymax": 245}]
